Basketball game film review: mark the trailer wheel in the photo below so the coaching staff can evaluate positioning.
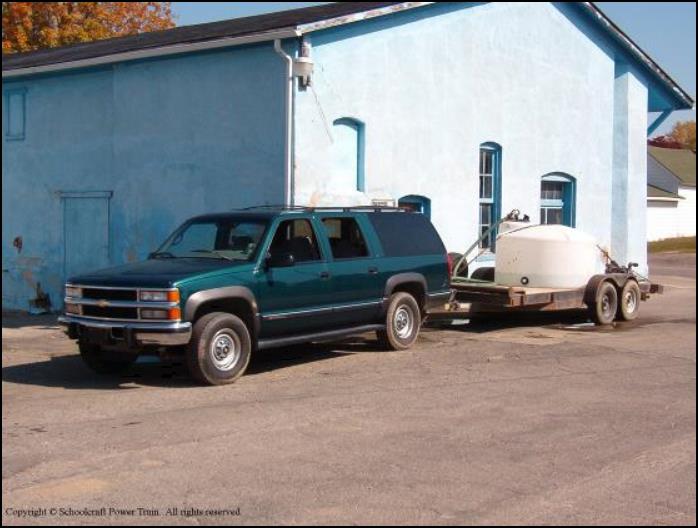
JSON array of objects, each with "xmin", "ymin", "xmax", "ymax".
[
  {"xmin": 589, "ymin": 281, "xmax": 617, "ymax": 325},
  {"xmin": 617, "ymin": 280, "xmax": 641, "ymax": 321}
]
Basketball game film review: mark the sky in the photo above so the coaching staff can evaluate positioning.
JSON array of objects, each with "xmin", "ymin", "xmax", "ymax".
[{"xmin": 171, "ymin": 2, "xmax": 696, "ymax": 135}]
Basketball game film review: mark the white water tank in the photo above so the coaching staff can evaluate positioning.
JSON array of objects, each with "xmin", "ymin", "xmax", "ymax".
[{"xmin": 494, "ymin": 224, "xmax": 604, "ymax": 288}]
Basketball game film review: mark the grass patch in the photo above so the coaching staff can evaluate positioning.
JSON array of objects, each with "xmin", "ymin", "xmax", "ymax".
[{"xmin": 648, "ymin": 236, "xmax": 696, "ymax": 253}]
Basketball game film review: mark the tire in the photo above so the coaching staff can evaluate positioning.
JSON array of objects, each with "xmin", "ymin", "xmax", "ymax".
[
  {"xmin": 589, "ymin": 281, "xmax": 618, "ymax": 325},
  {"xmin": 470, "ymin": 266, "xmax": 495, "ymax": 282},
  {"xmin": 617, "ymin": 280, "xmax": 641, "ymax": 321},
  {"xmin": 448, "ymin": 252, "xmax": 468, "ymax": 278},
  {"xmin": 377, "ymin": 292, "xmax": 421, "ymax": 350},
  {"xmin": 79, "ymin": 342, "xmax": 137, "ymax": 375},
  {"xmin": 186, "ymin": 312, "xmax": 252, "ymax": 385}
]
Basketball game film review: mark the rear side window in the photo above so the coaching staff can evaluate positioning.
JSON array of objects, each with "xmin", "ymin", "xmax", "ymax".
[
  {"xmin": 368, "ymin": 212, "xmax": 445, "ymax": 257},
  {"xmin": 321, "ymin": 217, "xmax": 369, "ymax": 259}
]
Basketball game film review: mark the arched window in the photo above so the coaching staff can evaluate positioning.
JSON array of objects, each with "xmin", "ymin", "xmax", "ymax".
[
  {"xmin": 398, "ymin": 195, "xmax": 431, "ymax": 218},
  {"xmin": 478, "ymin": 142, "xmax": 502, "ymax": 249},
  {"xmin": 332, "ymin": 118, "xmax": 365, "ymax": 192},
  {"xmin": 540, "ymin": 173, "xmax": 576, "ymax": 227}
]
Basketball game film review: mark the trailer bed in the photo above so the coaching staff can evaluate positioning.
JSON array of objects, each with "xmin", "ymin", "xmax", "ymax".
[{"xmin": 431, "ymin": 277, "xmax": 662, "ymax": 318}]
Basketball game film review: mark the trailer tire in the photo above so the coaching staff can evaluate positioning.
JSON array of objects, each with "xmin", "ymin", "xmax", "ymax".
[
  {"xmin": 377, "ymin": 292, "xmax": 421, "ymax": 350},
  {"xmin": 617, "ymin": 280, "xmax": 641, "ymax": 321},
  {"xmin": 470, "ymin": 266, "xmax": 495, "ymax": 282},
  {"xmin": 589, "ymin": 281, "xmax": 617, "ymax": 325}
]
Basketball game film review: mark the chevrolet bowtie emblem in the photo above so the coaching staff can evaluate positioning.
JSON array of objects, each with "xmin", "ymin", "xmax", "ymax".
[{"xmin": 97, "ymin": 299, "xmax": 109, "ymax": 308}]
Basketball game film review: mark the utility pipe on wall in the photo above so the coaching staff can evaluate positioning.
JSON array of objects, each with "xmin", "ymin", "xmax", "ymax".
[{"xmin": 274, "ymin": 39, "xmax": 294, "ymax": 207}]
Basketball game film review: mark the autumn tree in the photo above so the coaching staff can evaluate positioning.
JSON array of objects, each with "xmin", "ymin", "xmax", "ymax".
[
  {"xmin": 667, "ymin": 120, "xmax": 696, "ymax": 151},
  {"xmin": 2, "ymin": 2, "xmax": 175, "ymax": 54}
]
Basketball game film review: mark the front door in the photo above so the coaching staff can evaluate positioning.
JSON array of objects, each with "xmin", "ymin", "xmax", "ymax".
[{"xmin": 256, "ymin": 217, "xmax": 332, "ymax": 337}]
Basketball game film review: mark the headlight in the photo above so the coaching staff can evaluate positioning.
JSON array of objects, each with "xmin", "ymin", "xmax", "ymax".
[
  {"xmin": 140, "ymin": 308, "xmax": 169, "ymax": 319},
  {"xmin": 140, "ymin": 290, "xmax": 177, "ymax": 302},
  {"xmin": 65, "ymin": 285, "xmax": 82, "ymax": 298},
  {"xmin": 65, "ymin": 303, "xmax": 81, "ymax": 315}
]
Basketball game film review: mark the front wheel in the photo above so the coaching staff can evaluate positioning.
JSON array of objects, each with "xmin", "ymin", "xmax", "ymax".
[
  {"xmin": 377, "ymin": 292, "xmax": 421, "ymax": 350},
  {"xmin": 187, "ymin": 312, "xmax": 252, "ymax": 385}
]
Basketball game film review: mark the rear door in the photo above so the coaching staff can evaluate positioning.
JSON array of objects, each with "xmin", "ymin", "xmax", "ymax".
[{"xmin": 316, "ymin": 214, "xmax": 384, "ymax": 326}]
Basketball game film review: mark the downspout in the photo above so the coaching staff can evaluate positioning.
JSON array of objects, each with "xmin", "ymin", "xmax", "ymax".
[{"xmin": 274, "ymin": 39, "xmax": 294, "ymax": 207}]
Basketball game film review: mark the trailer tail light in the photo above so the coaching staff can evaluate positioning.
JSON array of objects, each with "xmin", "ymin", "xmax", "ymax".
[{"xmin": 447, "ymin": 253, "xmax": 454, "ymax": 278}]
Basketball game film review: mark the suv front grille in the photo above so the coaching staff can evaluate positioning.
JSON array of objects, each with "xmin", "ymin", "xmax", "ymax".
[
  {"xmin": 81, "ymin": 306, "xmax": 139, "ymax": 319},
  {"xmin": 65, "ymin": 285, "xmax": 179, "ymax": 322},
  {"xmin": 82, "ymin": 288, "xmax": 137, "ymax": 302}
]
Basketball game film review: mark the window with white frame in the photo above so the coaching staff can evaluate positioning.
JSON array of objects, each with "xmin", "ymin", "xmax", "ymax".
[
  {"xmin": 540, "ymin": 173, "xmax": 576, "ymax": 226},
  {"xmin": 478, "ymin": 143, "xmax": 501, "ymax": 249}
]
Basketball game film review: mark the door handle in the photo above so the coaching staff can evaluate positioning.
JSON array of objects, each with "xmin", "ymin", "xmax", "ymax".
[
  {"xmin": 320, "ymin": 271, "xmax": 330, "ymax": 279},
  {"xmin": 368, "ymin": 267, "xmax": 379, "ymax": 274}
]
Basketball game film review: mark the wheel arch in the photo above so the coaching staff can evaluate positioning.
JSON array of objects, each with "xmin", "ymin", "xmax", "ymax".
[
  {"xmin": 383, "ymin": 273, "xmax": 428, "ymax": 310},
  {"xmin": 184, "ymin": 286, "xmax": 260, "ymax": 337}
]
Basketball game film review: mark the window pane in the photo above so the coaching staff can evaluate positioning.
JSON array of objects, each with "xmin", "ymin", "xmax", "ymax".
[
  {"xmin": 270, "ymin": 219, "xmax": 321, "ymax": 262},
  {"xmin": 541, "ymin": 207, "xmax": 563, "ymax": 225},
  {"xmin": 322, "ymin": 217, "xmax": 369, "ymax": 259},
  {"xmin": 541, "ymin": 181, "xmax": 563, "ymax": 200},
  {"xmin": 480, "ymin": 175, "xmax": 493, "ymax": 200}
]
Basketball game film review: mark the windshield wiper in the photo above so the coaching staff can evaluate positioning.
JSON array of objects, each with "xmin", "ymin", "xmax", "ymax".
[
  {"xmin": 149, "ymin": 251, "xmax": 175, "ymax": 259},
  {"xmin": 189, "ymin": 249, "xmax": 236, "ymax": 261}
]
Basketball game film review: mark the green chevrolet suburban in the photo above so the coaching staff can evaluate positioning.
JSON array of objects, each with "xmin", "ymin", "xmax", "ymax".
[{"xmin": 59, "ymin": 207, "xmax": 451, "ymax": 385}]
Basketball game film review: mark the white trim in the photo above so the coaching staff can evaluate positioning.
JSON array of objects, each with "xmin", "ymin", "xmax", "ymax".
[
  {"xmin": 2, "ymin": 28, "xmax": 299, "ymax": 78},
  {"xmin": 296, "ymin": 2, "xmax": 434, "ymax": 33}
]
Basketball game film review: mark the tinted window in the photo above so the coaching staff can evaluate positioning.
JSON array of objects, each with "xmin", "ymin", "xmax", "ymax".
[
  {"xmin": 269, "ymin": 219, "xmax": 322, "ymax": 263},
  {"xmin": 321, "ymin": 217, "xmax": 369, "ymax": 259},
  {"xmin": 368, "ymin": 213, "xmax": 445, "ymax": 257}
]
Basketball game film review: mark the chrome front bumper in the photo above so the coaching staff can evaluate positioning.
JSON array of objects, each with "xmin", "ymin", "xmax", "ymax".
[{"xmin": 58, "ymin": 315, "xmax": 192, "ymax": 346}]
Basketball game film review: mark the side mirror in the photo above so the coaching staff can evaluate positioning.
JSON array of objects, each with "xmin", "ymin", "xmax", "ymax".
[{"xmin": 267, "ymin": 252, "xmax": 295, "ymax": 268}]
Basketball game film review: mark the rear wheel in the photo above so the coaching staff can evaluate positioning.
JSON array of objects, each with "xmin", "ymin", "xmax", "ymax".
[
  {"xmin": 187, "ymin": 312, "xmax": 251, "ymax": 385},
  {"xmin": 589, "ymin": 281, "xmax": 618, "ymax": 325},
  {"xmin": 617, "ymin": 280, "xmax": 641, "ymax": 321},
  {"xmin": 377, "ymin": 292, "xmax": 421, "ymax": 350},
  {"xmin": 79, "ymin": 342, "xmax": 137, "ymax": 375}
]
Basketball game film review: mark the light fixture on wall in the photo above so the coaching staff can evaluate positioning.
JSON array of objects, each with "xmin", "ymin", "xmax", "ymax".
[{"xmin": 293, "ymin": 37, "xmax": 314, "ymax": 87}]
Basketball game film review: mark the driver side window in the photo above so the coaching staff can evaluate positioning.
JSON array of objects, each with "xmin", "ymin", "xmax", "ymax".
[{"xmin": 269, "ymin": 219, "xmax": 322, "ymax": 263}]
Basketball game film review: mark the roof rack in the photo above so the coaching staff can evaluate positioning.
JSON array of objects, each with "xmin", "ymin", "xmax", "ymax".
[{"xmin": 236, "ymin": 204, "xmax": 409, "ymax": 213}]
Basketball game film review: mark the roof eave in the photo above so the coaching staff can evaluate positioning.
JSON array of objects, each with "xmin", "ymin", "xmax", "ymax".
[
  {"xmin": 580, "ymin": 2, "xmax": 694, "ymax": 110},
  {"xmin": 2, "ymin": 27, "xmax": 300, "ymax": 79}
]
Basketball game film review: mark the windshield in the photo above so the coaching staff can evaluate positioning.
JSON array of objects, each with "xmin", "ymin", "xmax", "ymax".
[{"xmin": 153, "ymin": 218, "xmax": 268, "ymax": 261}]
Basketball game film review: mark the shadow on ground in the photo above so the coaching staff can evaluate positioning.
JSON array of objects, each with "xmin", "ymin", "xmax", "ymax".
[{"xmin": 1, "ymin": 337, "xmax": 379, "ymax": 390}]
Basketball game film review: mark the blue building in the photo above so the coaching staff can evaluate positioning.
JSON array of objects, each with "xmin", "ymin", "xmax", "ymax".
[{"xmin": 2, "ymin": 2, "xmax": 693, "ymax": 311}]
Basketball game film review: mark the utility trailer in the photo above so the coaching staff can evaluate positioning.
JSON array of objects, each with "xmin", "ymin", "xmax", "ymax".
[
  {"xmin": 439, "ymin": 272, "xmax": 662, "ymax": 325},
  {"xmin": 435, "ymin": 210, "xmax": 663, "ymax": 325}
]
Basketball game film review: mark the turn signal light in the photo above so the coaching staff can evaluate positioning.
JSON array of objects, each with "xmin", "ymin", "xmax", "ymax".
[{"xmin": 168, "ymin": 307, "xmax": 181, "ymax": 320}]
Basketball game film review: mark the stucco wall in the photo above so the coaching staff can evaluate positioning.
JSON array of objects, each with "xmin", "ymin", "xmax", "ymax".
[
  {"xmin": 2, "ymin": 44, "xmax": 286, "ymax": 310},
  {"xmin": 293, "ymin": 2, "xmax": 649, "ymax": 268}
]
